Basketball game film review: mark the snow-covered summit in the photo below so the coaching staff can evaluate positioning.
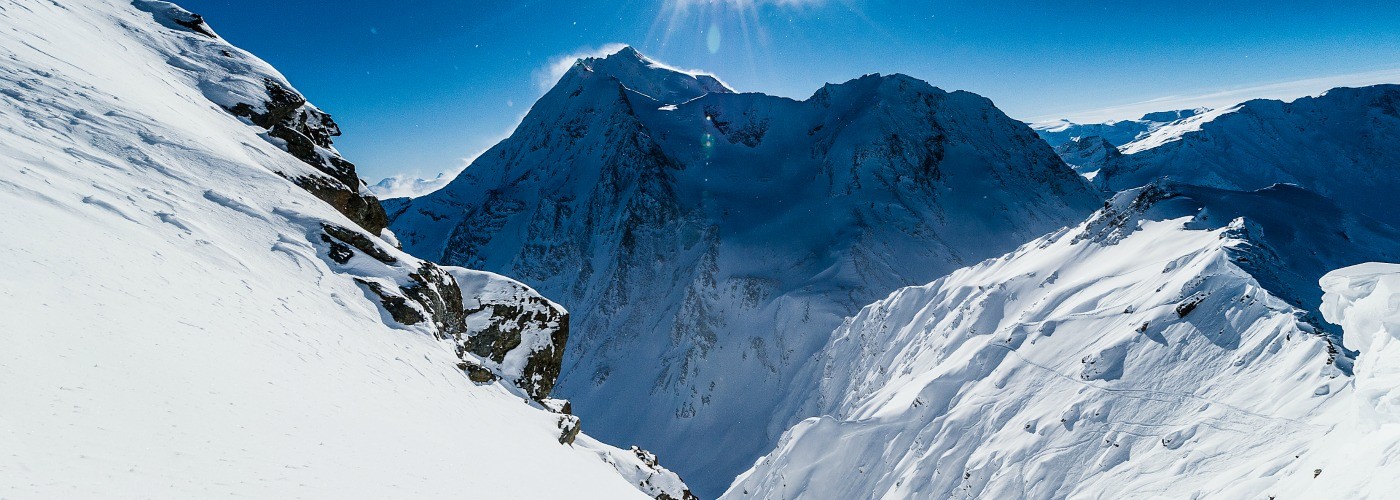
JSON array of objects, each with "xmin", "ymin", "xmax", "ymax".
[
  {"xmin": 388, "ymin": 46, "xmax": 1098, "ymax": 496},
  {"xmin": 570, "ymin": 45, "xmax": 733, "ymax": 105}
]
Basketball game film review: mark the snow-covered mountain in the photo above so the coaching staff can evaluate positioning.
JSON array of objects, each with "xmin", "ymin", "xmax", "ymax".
[
  {"xmin": 386, "ymin": 46, "xmax": 1100, "ymax": 495},
  {"xmin": 726, "ymin": 182, "xmax": 1400, "ymax": 498},
  {"xmin": 0, "ymin": 1, "xmax": 691, "ymax": 498},
  {"xmin": 1085, "ymin": 86, "xmax": 1400, "ymax": 227},
  {"xmin": 1053, "ymin": 135, "xmax": 1120, "ymax": 178},
  {"xmin": 1032, "ymin": 108, "xmax": 1206, "ymax": 148}
]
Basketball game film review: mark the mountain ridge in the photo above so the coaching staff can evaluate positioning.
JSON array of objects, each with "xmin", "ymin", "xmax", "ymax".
[
  {"xmin": 727, "ymin": 180, "xmax": 1398, "ymax": 498},
  {"xmin": 389, "ymin": 45, "xmax": 1100, "ymax": 496}
]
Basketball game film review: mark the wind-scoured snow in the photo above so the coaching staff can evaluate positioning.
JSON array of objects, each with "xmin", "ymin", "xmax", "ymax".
[
  {"xmin": 0, "ymin": 1, "xmax": 687, "ymax": 498},
  {"xmin": 387, "ymin": 47, "xmax": 1099, "ymax": 495},
  {"xmin": 726, "ymin": 183, "xmax": 1400, "ymax": 499}
]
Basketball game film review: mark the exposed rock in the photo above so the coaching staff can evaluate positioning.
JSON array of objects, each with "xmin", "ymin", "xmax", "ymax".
[
  {"xmin": 1175, "ymin": 293, "xmax": 1205, "ymax": 317},
  {"xmin": 321, "ymin": 223, "xmax": 397, "ymax": 264},
  {"xmin": 542, "ymin": 398, "xmax": 573, "ymax": 414},
  {"xmin": 402, "ymin": 262, "xmax": 467, "ymax": 341},
  {"xmin": 131, "ymin": 1, "xmax": 216, "ymax": 38},
  {"xmin": 355, "ymin": 278, "xmax": 426, "ymax": 326},
  {"xmin": 557, "ymin": 415, "xmax": 581, "ymax": 445},
  {"xmin": 169, "ymin": 12, "xmax": 216, "ymax": 38},
  {"xmin": 224, "ymin": 77, "xmax": 388, "ymax": 234},
  {"xmin": 295, "ymin": 175, "xmax": 389, "ymax": 236},
  {"xmin": 451, "ymin": 269, "xmax": 570, "ymax": 401},
  {"xmin": 458, "ymin": 361, "xmax": 500, "ymax": 384},
  {"xmin": 1053, "ymin": 135, "xmax": 1120, "ymax": 176},
  {"xmin": 633, "ymin": 447, "xmax": 699, "ymax": 500}
]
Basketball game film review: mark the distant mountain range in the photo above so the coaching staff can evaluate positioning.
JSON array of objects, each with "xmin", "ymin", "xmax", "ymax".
[{"xmin": 6, "ymin": 1, "xmax": 1400, "ymax": 498}]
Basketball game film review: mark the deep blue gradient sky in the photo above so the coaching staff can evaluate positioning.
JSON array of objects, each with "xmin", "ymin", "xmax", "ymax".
[{"xmin": 178, "ymin": 0, "xmax": 1400, "ymax": 183}]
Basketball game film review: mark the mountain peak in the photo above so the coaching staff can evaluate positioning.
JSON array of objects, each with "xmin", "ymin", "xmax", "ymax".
[{"xmin": 568, "ymin": 45, "xmax": 733, "ymax": 105}]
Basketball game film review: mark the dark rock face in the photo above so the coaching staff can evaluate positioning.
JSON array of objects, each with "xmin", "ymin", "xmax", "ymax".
[
  {"xmin": 402, "ymin": 262, "xmax": 467, "ymax": 340},
  {"xmin": 132, "ymin": 1, "xmax": 216, "ymax": 38},
  {"xmin": 1053, "ymin": 135, "xmax": 1120, "ymax": 175},
  {"xmin": 453, "ymin": 271, "xmax": 571, "ymax": 401},
  {"xmin": 459, "ymin": 361, "xmax": 500, "ymax": 383},
  {"xmin": 225, "ymin": 78, "xmax": 388, "ymax": 234},
  {"xmin": 169, "ymin": 12, "xmax": 216, "ymax": 38},
  {"xmin": 322, "ymin": 223, "xmax": 396, "ymax": 264},
  {"xmin": 355, "ymin": 278, "xmax": 427, "ymax": 326},
  {"xmin": 298, "ymin": 176, "xmax": 389, "ymax": 236},
  {"xmin": 557, "ymin": 415, "xmax": 581, "ymax": 445}
]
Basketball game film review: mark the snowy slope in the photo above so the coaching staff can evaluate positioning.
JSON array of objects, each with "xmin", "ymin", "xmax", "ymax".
[
  {"xmin": 1095, "ymin": 85, "xmax": 1400, "ymax": 227},
  {"xmin": 0, "ymin": 1, "xmax": 689, "ymax": 498},
  {"xmin": 387, "ymin": 47, "xmax": 1100, "ymax": 495},
  {"xmin": 726, "ymin": 182, "xmax": 1399, "ymax": 499},
  {"xmin": 1293, "ymin": 263, "xmax": 1400, "ymax": 498},
  {"xmin": 1031, "ymin": 108, "xmax": 1205, "ymax": 148}
]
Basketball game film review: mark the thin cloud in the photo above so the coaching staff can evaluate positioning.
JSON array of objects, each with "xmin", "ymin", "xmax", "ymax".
[
  {"xmin": 1038, "ymin": 67, "xmax": 1400, "ymax": 124},
  {"xmin": 369, "ymin": 114, "xmax": 526, "ymax": 199},
  {"xmin": 533, "ymin": 43, "xmax": 734, "ymax": 93},
  {"xmin": 533, "ymin": 43, "xmax": 630, "ymax": 91}
]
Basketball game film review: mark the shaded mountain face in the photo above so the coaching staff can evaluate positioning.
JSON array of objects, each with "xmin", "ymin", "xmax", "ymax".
[
  {"xmin": 1031, "ymin": 108, "xmax": 1205, "ymax": 148},
  {"xmin": 1053, "ymin": 135, "xmax": 1121, "ymax": 177},
  {"xmin": 388, "ymin": 46, "xmax": 1100, "ymax": 495},
  {"xmin": 727, "ymin": 182, "xmax": 1400, "ymax": 499},
  {"xmin": 1089, "ymin": 85, "xmax": 1400, "ymax": 227},
  {"xmin": 1, "ymin": 2, "xmax": 692, "ymax": 498}
]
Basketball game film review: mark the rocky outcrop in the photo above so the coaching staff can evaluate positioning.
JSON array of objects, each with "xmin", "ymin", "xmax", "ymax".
[
  {"xmin": 315, "ymin": 222, "xmax": 570, "ymax": 403},
  {"xmin": 226, "ymin": 78, "xmax": 389, "ymax": 234},
  {"xmin": 450, "ymin": 269, "xmax": 570, "ymax": 401},
  {"xmin": 136, "ymin": 0, "xmax": 387, "ymax": 235},
  {"xmin": 137, "ymin": 3, "xmax": 568, "ymax": 394}
]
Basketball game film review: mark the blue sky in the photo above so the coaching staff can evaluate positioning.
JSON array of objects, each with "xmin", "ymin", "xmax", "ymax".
[{"xmin": 179, "ymin": 0, "xmax": 1400, "ymax": 184}]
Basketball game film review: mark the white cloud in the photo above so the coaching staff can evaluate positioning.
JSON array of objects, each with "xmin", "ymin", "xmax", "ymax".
[
  {"xmin": 369, "ymin": 113, "xmax": 527, "ymax": 200},
  {"xmin": 1041, "ymin": 67, "xmax": 1400, "ymax": 124},
  {"xmin": 367, "ymin": 171, "xmax": 458, "ymax": 200},
  {"xmin": 533, "ymin": 43, "xmax": 630, "ymax": 91}
]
